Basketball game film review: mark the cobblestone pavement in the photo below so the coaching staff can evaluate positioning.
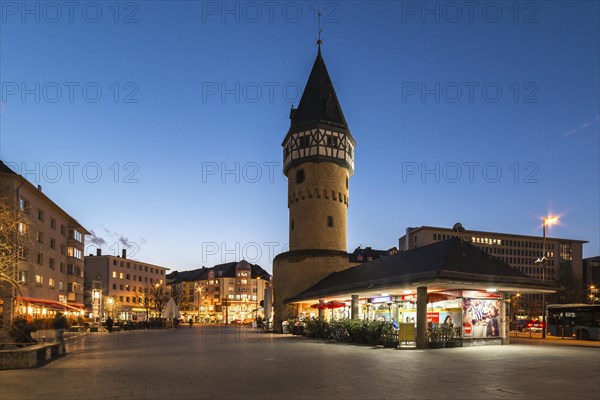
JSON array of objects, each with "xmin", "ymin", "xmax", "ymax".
[{"xmin": 1, "ymin": 326, "xmax": 599, "ymax": 400}]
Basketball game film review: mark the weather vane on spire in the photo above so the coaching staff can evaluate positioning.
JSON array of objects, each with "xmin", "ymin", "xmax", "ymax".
[{"xmin": 316, "ymin": 5, "xmax": 323, "ymax": 49}]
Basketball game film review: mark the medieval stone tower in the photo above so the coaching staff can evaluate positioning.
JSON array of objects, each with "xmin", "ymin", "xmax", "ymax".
[{"xmin": 273, "ymin": 45, "xmax": 356, "ymax": 330}]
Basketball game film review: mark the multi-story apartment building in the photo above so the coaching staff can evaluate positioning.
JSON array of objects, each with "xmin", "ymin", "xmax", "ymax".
[
  {"xmin": 84, "ymin": 249, "xmax": 169, "ymax": 321},
  {"xmin": 167, "ymin": 260, "xmax": 271, "ymax": 323},
  {"xmin": 1, "ymin": 161, "xmax": 88, "ymax": 321},
  {"xmin": 399, "ymin": 225, "xmax": 587, "ymax": 315}
]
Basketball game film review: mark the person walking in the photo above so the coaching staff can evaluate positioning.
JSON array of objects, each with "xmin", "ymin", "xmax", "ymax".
[
  {"xmin": 53, "ymin": 312, "xmax": 68, "ymax": 343},
  {"xmin": 106, "ymin": 316, "xmax": 114, "ymax": 333}
]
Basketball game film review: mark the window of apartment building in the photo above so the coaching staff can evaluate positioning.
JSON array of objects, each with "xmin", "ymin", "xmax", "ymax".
[
  {"xmin": 60, "ymin": 245, "xmax": 66, "ymax": 256},
  {"xmin": 50, "ymin": 218, "xmax": 56, "ymax": 229},
  {"xmin": 125, "ymin": 285, "xmax": 130, "ymax": 291},
  {"xmin": 145, "ymin": 277, "xmax": 148, "ymax": 282},
  {"xmin": 68, "ymin": 264, "xmax": 83, "ymax": 277},
  {"xmin": 18, "ymin": 222, "xmax": 28, "ymax": 236},
  {"xmin": 150, "ymin": 268, "xmax": 154, "ymax": 273},
  {"xmin": 68, "ymin": 228, "xmax": 83, "ymax": 243},
  {"xmin": 18, "ymin": 270, "xmax": 28, "ymax": 284},
  {"xmin": 49, "ymin": 258, "xmax": 55, "ymax": 270},
  {"xmin": 150, "ymin": 278, "xmax": 153, "ymax": 284},
  {"xmin": 48, "ymin": 278, "xmax": 55, "ymax": 288},
  {"xmin": 57, "ymin": 281, "xmax": 64, "ymax": 291},
  {"xmin": 145, "ymin": 266, "xmax": 148, "ymax": 272},
  {"xmin": 126, "ymin": 274, "xmax": 130, "ymax": 280},
  {"xmin": 60, "ymin": 225, "xmax": 66, "ymax": 236},
  {"xmin": 112, "ymin": 271, "xmax": 117, "ymax": 278},
  {"xmin": 119, "ymin": 296, "xmax": 123, "ymax": 302},
  {"xmin": 35, "ymin": 274, "xmax": 43, "ymax": 286},
  {"xmin": 19, "ymin": 197, "xmax": 30, "ymax": 214},
  {"xmin": 36, "ymin": 252, "xmax": 43, "ymax": 265},
  {"xmin": 113, "ymin": 259, "xmax": 117, "ymax": 266},
  {"xmin": 38, "ymin": 209, "xmax": 44, "ymax": 222},
  {"xmin": 60, "ymin": 262, "xmax": 65, "ymax": 273},
  {"xmin": 120, "ymin": 284, "xmax": 124, "ymax": 290},
  {"xmin": 127, "ymin": 262, "xmax": 130, "ymax": 268},
  {"xmin": 49, "ymin": 238, "xmax": 56, "ymax": 250},
  {"xmin": 120, "ymin": 261, "xmax": 123, "ymax": 267},
  {"xmin": 119, "ymin": 272, "xmax": 124, "ymax": 279},
  {"xmin": 138, "ymin": 276, "xmax": 142, "ymax": 281},
  {"xmin": 17, "ymin": 246, "xmax": 28, "ymax": 261},
  {"xmin": 67, "ymin": 246, "xmax": 82, "ymax": 259},
  {"xmin": 126, "ymin": 297, "xmax": 130, "ymax": 303},
  {"xmin": 113, "ymin": 284, "xmax": 117, "ymax": 290},
  {"xmin": 161, "ymin": 270, "xmax": 164, "ymax": 275},
  {"xmin": 36, "ymin": 231, "xmax": 44, "ymax": 244}
]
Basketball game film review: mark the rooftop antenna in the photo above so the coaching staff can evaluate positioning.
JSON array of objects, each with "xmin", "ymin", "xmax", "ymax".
[{"xmin": 316, "ymin": 5, "xmax": 323, "ymax": 51}]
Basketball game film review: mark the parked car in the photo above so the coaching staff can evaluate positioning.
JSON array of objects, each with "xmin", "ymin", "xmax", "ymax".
[
  {"xmin": 511, "ymin": 320, "xmax": 529, "ymax": 332},
  {"xmin": 525, "ymin": 320, "xmax": 545, "ymax": 332}
]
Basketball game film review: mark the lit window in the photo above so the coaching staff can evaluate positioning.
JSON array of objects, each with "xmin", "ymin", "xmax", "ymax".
[
  {"xmin": 35, "ymin": 274, "xmax": 43, "ymax": 286},
  {"xmin": 67, "ymin": 246, "xmax": 82, "ymax": 259},
  {"xmin": 119, "ymin": 272, "xmax": 124, "ymax": 279},
  {"xmin": 112, "ymin": 271, "xmax": 117, "ymax": 278}
]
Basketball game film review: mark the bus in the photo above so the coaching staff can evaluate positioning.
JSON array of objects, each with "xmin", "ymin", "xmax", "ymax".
[{"xmin": 547, "ymin": 304, "xmax": 600, "ymax": 341}]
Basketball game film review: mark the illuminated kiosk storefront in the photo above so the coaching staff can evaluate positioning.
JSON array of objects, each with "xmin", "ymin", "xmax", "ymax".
[{"xmin": 286, "ymin": 238, "xmax": 554, "ymax": 347}]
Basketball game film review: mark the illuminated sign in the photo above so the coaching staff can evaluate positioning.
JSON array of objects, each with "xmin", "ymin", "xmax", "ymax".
[
  {"xmin": 370, "ymin": 296, "xmax": 392, "ymax": 303},
  {"xmin": 58, "ymin": 294, "xmax": 67, "ymax": 304}
]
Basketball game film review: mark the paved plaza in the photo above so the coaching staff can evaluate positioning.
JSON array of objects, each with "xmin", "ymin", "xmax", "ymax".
[{"xmin": 1, "ymin": 326, "xmax": 599, "ymax": 400}]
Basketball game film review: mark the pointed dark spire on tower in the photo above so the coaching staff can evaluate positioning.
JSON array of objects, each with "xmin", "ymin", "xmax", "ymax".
[{"xmin": 288, "ymin": 47, "xmax": 350, "ymax": 134}]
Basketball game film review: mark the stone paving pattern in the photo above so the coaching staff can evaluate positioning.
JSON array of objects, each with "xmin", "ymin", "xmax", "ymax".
[{"xmin": 1, "ymin": 326, "xmax": 599, "ymax": 400}]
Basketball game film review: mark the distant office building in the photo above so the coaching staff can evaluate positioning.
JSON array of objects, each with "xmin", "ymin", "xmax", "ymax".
[
  {"xmin": 1, "ymin": 161, "xmax": 89, "ymax": 320},
  {"xmin": 400, "ymin": 225, "xmax": 587, "ymax": 315},
  {"xmin": 84, "ymin": 249, "xmax": 169, "ymax": 321},
  {"xmin": 167, "ymin": 260, "xmax": 271, "ymax": 323},
  {"xmin": 583, "ymin": 256, "xmax": 600, "ymax": 303}
]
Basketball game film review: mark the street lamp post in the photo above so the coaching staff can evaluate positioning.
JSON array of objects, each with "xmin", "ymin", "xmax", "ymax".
[{"xmin": 536, "ymin": 215, "xmax": 558, "ymax": 339}]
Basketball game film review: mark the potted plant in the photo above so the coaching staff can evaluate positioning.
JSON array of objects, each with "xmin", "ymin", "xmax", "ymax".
[
  {"xmin": 381, "ymin": 322, "xmax": 399, "ymax": 348},
  {"xmin": 427, "ymin": 322, "xmax": 445, "ymax": 349},
  {"xmin": 349, "ymin": 320, "xmax": 368, "ymax": 344},
  {"xmin": 366, "ymin": 320, "xmax": 383, "ymax": 345}
]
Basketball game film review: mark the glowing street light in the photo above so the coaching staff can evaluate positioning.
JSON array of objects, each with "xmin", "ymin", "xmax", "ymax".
[{"xmin": 535, "ymin": 215, "xmax": 559, "ymax": 339}]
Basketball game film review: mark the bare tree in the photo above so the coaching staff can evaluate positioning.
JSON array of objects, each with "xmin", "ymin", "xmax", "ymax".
[
  {"xmin": 170, "ymin": 284, "xmax": 183, "ymax": 308},
  {"xmin": 150, "ymin": 285, "xmax": 169, "ymax": 316},
  {"xmin": 136, "ymin": 289, "xmax": 153, "ymax": 320},
  {"xmin": 0, "ymin": 195, "xmax": 26, "ymax": 327}
]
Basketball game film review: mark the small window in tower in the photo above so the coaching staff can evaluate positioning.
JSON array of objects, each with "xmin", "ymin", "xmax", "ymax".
[
  {"xmin": 299, "ymin": 136, "xmax": 310, "ymax": 148},
  {"xmin": 327, "ymin": 136, "xmax": 338, "ymax": 148},
  {"xmin": 327, "ymin": 216, "xmax": 334, "ymax": 228},
  {"xmin": 346, "ymin": 176, "xmax": 348, "ymax": 189},
  {"xmin": 291, "ymin": 220, "xmax": 294, "ymax": 231},
  {"xmin": 296, "ymin": 169, "xmax": 305, "ymax": 184}
]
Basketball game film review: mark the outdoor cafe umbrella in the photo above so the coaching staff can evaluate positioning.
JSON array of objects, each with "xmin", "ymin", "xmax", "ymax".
[{"xmin": 162, "ymin": 298, "xmax": 181, "ymax": 320}]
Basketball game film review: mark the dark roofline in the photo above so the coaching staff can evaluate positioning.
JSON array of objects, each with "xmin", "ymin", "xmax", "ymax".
[
  {"xmin": 1, "ymin": 160, "xmax": 90, "ymax": 234},
  {"xmin": 286, "ymin": 269, "xmax": 553, "ymax": 303},
  {"xmin": 405, "ymin": 225, "xmax": 588, "ymax": 244},
  {"xmin": 285, "ymin": 238, "xmax": 553, "ymax": 303}
]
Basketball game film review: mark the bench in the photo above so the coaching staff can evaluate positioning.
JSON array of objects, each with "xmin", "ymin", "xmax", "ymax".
[{"xmin": 0, "ymin": 342, "xmax": 66, "ymax": 370}]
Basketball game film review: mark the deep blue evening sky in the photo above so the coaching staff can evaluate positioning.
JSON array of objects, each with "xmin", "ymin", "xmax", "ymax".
[{"xmin": 1, "ymin": 1, "xmax": 598, "ymax": 272}]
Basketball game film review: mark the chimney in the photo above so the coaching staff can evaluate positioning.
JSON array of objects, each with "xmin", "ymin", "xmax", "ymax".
[
  {"xmin": 122, "ymin": 249, "xmax": 127, "ymax": 259},
  {"xmin": 37, "ymin": 185, "xmax": 42, "ymax": 192},
  {"xmin": 97, "ymin": 248, "xmax": 102, "ymax": 256}
]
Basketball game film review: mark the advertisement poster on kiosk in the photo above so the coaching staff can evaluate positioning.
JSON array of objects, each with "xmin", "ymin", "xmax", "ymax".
[{"xmin": 462, "ymin": 295, "xmax": 502, "ymax": 339}]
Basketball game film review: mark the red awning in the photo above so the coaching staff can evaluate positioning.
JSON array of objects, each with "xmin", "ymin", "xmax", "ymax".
[{"xmin": 16, "ymin": 297, "xmax": 82, "ymax": 311}]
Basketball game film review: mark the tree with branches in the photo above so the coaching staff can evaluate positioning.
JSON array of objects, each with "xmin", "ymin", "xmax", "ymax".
[
  {"xmin": 150, "ymin": 284, "xmax": 169, "ymax": 316},
  {"xmin": 0, "ymin": 195, "xmax": 25, "ymax": 327}
]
